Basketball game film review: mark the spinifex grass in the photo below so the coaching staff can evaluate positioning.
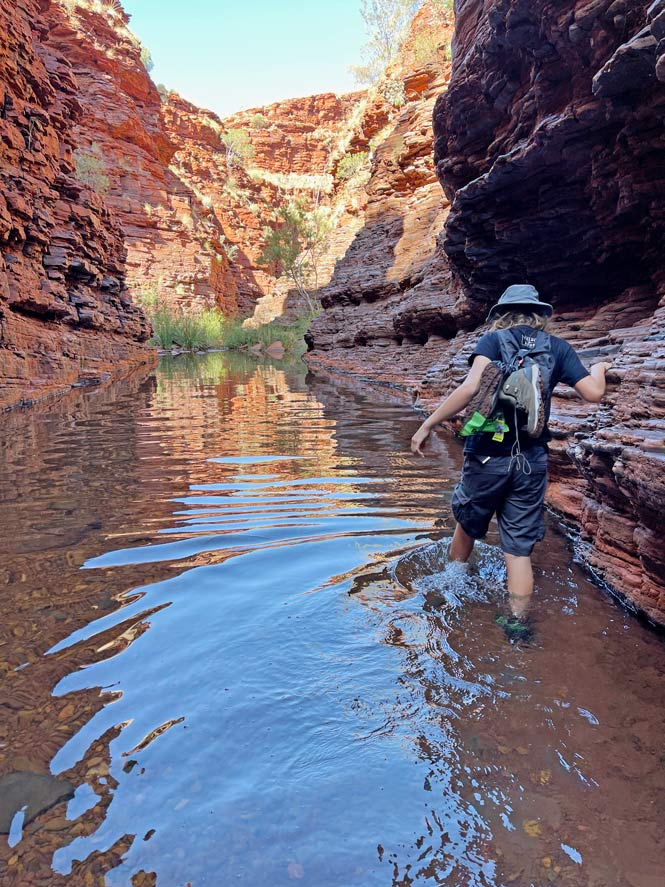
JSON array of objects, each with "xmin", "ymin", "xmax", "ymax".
[{"xmin": 142, "ymin": 299, "xmax": 318, "ymax": 356}]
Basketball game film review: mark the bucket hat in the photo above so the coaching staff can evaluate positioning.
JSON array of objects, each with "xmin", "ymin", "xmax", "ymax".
[{"xmin": 487, "ymin": 284, "xmax": 553, "ymax": 322}]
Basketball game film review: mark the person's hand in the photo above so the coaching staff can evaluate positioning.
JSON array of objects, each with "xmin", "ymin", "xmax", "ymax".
[
  {"xmin": 593, "ymin": 361, "xmax": 612, "ymax": 373},
  {"xmin": 411, "ymin": 425, "xmax": 430, "ymax": 456}
]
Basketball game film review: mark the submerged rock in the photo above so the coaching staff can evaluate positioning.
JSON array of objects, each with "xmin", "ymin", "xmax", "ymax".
[{"xmin": 0, "ymin": 770, "xmax": 75, "ymax": 834}]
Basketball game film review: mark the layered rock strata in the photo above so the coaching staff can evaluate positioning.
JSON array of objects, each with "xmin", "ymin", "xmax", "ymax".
[
  {"xmin": 47, "ymin": 0, "xmax": 240, "ymax": 314},
  {"xmin": 307, "ymin": 0, "xmax": 665, "ymax": 622},
  {"xmin": 306, "ymin": 3, "xmax": 457, "ymax": 381},
  {"xmin": 432, "ymin": 0, "xmax": 665, "ymax": 621},
  {"xmin": 0, "ymin": 0, "xmax": 154, "ymax": 411},
  {"xmin": 163, "ymin": 90, "xmax": 366, "ymax": 316}
]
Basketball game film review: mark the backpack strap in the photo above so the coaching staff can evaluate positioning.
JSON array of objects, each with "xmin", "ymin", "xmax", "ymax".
[{"xmin": 496, "ymin": 328, "xmax": 551, "ymax": 372}]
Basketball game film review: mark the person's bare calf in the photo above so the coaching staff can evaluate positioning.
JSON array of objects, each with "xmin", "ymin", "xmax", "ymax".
[
  {"xmin": 504, "ymin": 553, "xmax": 533, "ymax": 617},
  {"xmin": 450, "ymin": 523, "xmax": 475, "ymax": 562}
]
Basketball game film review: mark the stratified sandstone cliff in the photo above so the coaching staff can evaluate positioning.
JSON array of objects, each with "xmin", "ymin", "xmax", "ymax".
[
  {"xmin": 306, "ymin": 2, "xmax": 458, "ymax": 384},
  {"xmin": 47, "ymin": 0, "xmax": 240, "ymax": 314},
  {"xmin": 432, "ymin": 0, "xmax": 665, "ymax": 621},
  {"xmin": 162, "ymin": 90, "xmax": 365, "ymax": 317},
  {"xmin": 307, "ymin": 0, "xmax": 665, "ymax": 622},
  {"xmin": 0, "ymin": 0, "xmax": 153, "ymax": 411}
]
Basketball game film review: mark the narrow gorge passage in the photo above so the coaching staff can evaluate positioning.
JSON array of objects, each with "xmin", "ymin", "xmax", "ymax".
[{"xmin": 0, "ymin": 354, "xmax": 663, "ymax": 887}]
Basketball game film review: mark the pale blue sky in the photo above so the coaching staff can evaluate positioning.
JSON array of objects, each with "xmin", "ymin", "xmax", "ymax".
[{"xmin": 122, "ymin": 0, "xmax": 367, "ymax": 118}]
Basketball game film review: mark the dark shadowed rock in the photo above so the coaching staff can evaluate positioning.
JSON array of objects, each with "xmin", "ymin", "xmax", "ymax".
[{"xmin": 0, "ymin": 771, "xmax": 75, "ymax": 833}]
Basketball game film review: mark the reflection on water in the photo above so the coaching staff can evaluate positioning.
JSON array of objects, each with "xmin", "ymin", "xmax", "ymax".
[{"xmin": 0, "ymin": 352, "xmax": 664, "ymax": 887}]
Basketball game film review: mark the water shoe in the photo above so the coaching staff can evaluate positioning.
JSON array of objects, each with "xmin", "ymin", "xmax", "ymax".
[{"xmin": 495, "ymin": 613, "xmax": 533, "ymax": 643}]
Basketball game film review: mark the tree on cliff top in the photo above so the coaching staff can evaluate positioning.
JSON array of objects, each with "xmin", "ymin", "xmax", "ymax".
[{"xmin": 350, "ymin": 0, "xmax": 422, "ymax": 84}]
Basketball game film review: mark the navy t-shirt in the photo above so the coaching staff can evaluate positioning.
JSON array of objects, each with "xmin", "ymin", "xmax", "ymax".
[{"xmin": 465, "ymin": 325, "xmax": 589, "ymax": 456}]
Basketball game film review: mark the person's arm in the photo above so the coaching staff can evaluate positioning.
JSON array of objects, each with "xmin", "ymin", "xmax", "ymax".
[
  {"xmin": 574, "ymin": 361, "xmax": 611, "ymax": 403},
  {"xmin": 411, "ymin": 356, "xmax": 491, "ymax": 455}
]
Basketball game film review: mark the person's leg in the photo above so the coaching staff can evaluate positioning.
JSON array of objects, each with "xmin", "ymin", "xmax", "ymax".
[
  {"xmin": 504, "ymin": 553, "xmax": 534, "ymax": 617},
  {"xmin": 450, "ymin": 522, "xmax": 475, "ymax": 562},
  {"xmin": 496, "ymin": 448, "xmax": 548, "ymax": 628}
]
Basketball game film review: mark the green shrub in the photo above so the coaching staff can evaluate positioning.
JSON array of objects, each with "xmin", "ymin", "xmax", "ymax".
[
  {"xmin": 380, "ymin": 76, "xmax": 406, "ymax": 108},
  {"xmin": 433, "ymin": 0, "xmax": 454, "ymax": 17},
  {"xmin": 412, "ymin": 33, "xmax": 442, "ymax": 64},
  {"xmin": 73, "ymin": 143, "xmax": 110, "ymax": 194},
  {"xmin": 221, "ymin": 129, "xmax": 254, "ymax": 169},
  {"xmin": 138, "ymin": 294, "xmax": 318, "ymax": 355},
  {"xmin": 149, "ymin": 305, "xmax": 227, "ymax": 351},
  {"xmin": 140, "ymin": 45, "xmax": 154, "ymax": 73},
  {"xmin": 335, "ymin": 151, "xmax": 370, "ymax": 181},
  {"xmin": 249, "ymin": 113, "xmax": 270, "ymax": 130}
]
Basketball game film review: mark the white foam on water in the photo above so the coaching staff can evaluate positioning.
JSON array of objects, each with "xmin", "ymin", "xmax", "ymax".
[{"xmin": 394, "ymin": 539, "xmax": 506, "ymax": 609}]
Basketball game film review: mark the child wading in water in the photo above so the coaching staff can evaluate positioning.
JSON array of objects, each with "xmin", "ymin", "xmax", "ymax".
[{"xmin": 411, "ymin": 284, "xmax": 611, "ymax": 640}]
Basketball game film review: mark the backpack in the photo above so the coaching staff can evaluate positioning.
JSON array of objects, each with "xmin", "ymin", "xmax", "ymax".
[{"xmin": 460, "ymin": 329, "xmax": 554, "ymax": 442}]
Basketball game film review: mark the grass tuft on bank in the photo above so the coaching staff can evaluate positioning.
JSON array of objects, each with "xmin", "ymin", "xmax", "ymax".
[{"xmin": 140, "ymin": 299, "xmax": 317, "ymax": 356}]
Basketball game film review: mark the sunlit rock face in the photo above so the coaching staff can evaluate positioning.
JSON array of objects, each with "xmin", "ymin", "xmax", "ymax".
[
  {"xmin": 305, "ymin": 2, "xmax": 460, "ymax": 384},
  {"xmin": 307, "ymin": 0, "xmax": 665, "ymax": 622},
  {"xmin": 161, "ymin": 90, "xmax": 362, "ymax": 315},
  {"xmin": 41, "ymin": 0, "xmax": 241, "ymax": 315},
  {"xmin": 0, "ymin": 0, "xmax": 154, "ymax": 411},
  {"xmin": 431, "ymin": 0, "xmax": 665, "ymax": 621}
]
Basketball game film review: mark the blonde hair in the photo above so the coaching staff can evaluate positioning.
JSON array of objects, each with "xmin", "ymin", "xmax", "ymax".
[{"xmin": 491, "ymin": 310, "xmax": 549, "ymax": 331}]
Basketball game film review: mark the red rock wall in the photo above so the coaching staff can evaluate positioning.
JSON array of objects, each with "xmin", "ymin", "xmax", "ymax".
[
  {"xmin": 45, "ymin": 1, "xmax": 240, "ymax": 315},
  {"xmin": 306, "ymin": 4, "xmax": 459, "ymax": 380},
  {"xmin": 162, "ymin": 90, "xmax": 366, "ymax": 314},
  {"xmin": 0, "ymin": 0, "xmax": 154, "ymax": 412},
  {"xmin": 307, "ymin": 0, "xmax": 665, "ymax": 623},
  {"xmin": 432, "ymin": 0, "xmax": 665, "ymax": 621}
]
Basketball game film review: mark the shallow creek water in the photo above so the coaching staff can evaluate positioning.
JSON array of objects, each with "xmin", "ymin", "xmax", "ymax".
[{"xmin": 1, "ymin": 352, "xmax": 664, "ymax": 887}]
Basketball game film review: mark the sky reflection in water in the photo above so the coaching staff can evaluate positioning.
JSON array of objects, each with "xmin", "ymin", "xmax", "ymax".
[{"xmin": 0, "ymin": 352, "xmax": 664, "ymax": 887}]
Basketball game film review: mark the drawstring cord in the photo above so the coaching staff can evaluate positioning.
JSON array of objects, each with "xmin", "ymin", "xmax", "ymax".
[{"xmin": 509, "ymin": 403, "xmax": 532, "ymax": 475}]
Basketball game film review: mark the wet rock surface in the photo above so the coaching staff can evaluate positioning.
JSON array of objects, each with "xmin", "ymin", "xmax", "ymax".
[
  {"xmin": 0, "ymin": 771, "xmax": 75, "ymax": 834},
  {"xmin": 307, "ymin": 1, "xmax": 665, "ymax": 622},
  {"xmin": 0, "ymin": 0, "xmax": 154, "ymax": 410}
]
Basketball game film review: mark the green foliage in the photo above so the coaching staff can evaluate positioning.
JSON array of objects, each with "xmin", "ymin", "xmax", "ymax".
[
  {"xmin": 140, "ymin": 45, "xmax": 154, "ymax": 72},
  {"xmin": 412, "ymin": 32, "xmax": 446, "ymax": 64},
  {"xmin": 221, "ymin": 128, "xmax": 255, "ymax": 169},
  {"xmin": 218, "ymin": 235, "xmax": 238, "ymax": 261},
  {"xmin": 249, "ymin": 113, "xmax": 270, "ymax": 130},
  {"xmin": 432, "ymin": 0, "xmax": 454, "ymax": 17},
  {"xmin": 380, "ymin": 76, "xmax": 406, "ymax": 107},
  {"xmin": 138, "ymin": 292, "xmax": 317, "ymax": 356},
  {"xmin": 335, "ymin": 151, "xmax": 370, "ymax": 181},
  {"xmin": 219, "ymin": 311, "xmax": 320, "ymax": 356},
  {"xmin": 351, "ymin": 0, "xmax": 422, "ymax": 84},
  {"xmin": 247, "ymin": 168, "xmax": 333, "ymax": 194},
  {"xmin": 73, "ymin": 143, "xmax": 110, "ymax": 194},
  {"xmin": 258, "ymin": 199, "xmax": 332, "ymax": 309}
]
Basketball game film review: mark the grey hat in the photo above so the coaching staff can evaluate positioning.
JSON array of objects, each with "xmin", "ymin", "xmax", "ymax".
[{"xmin": 487, "ymin": 284, "xmax": 553, "ymax": 322}]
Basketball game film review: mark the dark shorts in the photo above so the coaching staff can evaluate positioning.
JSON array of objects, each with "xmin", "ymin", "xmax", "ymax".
[{"xmin": 451, "ymin": 449, "xmax": 548, "ymax": 557}]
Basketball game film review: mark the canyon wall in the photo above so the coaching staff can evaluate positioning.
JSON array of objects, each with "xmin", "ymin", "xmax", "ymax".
[
  {"xmin": 306, "ymin": 2, "xmax": 459, "ymax": 384},
  {"xmin": 307, "ymin": 0, "xmax": 665, "ymax": 622},
  {"xmin": 46, "ymin": 0, "xmax": 240, "ymax": 314},
  {"xmin": 433, "ymin": 0, "xmax": 665, "ymax": 621},
  {"xmin": 161, "ymin": 90, "xmax": 363, "ymax": 315},
  {"xmin": 0, "ymin": 0, "xmax": 154, "ymax": 411}
]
